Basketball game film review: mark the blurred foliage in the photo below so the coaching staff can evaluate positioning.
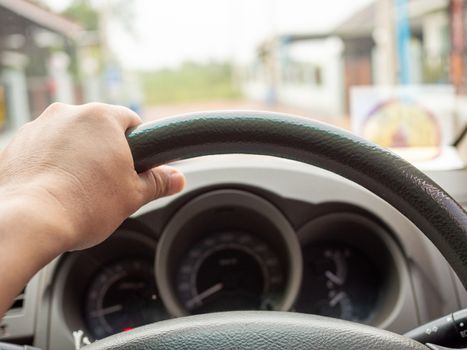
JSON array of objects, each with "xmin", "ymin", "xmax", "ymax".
[
  {"xmin": 422, "ymin": 58, "xmax": 450, "ymax": 84},
  {"xmin": 61, "ymin": 0, "xmax": 98, "ymax": 31},
  {"xmin": 61, "ymin": 0, "xmax": 135, "ymax": 34},
  {"xmin": 141, "ymin": 62, "xmax": 242, "ymax": 105}
]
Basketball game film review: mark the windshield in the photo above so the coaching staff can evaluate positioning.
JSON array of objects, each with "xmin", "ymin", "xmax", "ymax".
[{"xmin": 0, "ymin": 0, "xmax": 466, "ymax": 168}]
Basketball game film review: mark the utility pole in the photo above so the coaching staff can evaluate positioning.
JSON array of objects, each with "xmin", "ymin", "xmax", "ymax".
[{"xmin": 394, "ymin": 0, "xmax": 412, "ymax": 85}]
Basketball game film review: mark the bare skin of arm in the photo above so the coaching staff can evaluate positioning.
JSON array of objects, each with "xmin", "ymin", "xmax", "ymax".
[{"xmin": 0, "ymin": 102, "xmax": 185, "ymax": 316}]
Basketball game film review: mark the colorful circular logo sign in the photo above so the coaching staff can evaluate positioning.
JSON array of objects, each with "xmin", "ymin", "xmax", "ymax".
[{"xmin": 361, "ymin": 99, "xmax": 441, "ymax": 148}]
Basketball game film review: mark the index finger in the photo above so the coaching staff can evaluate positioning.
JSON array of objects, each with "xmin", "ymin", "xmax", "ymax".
[{"xmin": 81, "ymin": 102, "xmax": 143, "ymax": 130}]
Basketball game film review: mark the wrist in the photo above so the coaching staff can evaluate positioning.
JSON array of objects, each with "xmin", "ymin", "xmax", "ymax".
[
  {"xmin": 0, "ymin": 187, "xmax": 72, "ymax": 315},
  {"xmin": 0, "ymin": 187, "xmax": 74, "ymax": 258}
]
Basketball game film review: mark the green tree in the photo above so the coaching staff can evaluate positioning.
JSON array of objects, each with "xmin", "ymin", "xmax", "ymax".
[{"xmin": 62, "ymin": 0, "xmax": 98, "ymax": 31}]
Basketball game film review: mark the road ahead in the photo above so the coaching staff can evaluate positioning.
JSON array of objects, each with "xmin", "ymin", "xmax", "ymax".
[{"xmin": 142, "ymin": 100, "xmax": 349, "ymax": 129}]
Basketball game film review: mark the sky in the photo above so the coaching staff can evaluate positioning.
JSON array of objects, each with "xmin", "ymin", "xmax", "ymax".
[{"xmin": 45, "ymin": 0, "xmax": 374, "ymax": 70}]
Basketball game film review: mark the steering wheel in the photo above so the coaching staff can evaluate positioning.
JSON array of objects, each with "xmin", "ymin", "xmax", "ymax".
[{"xmin": 86, "ymin": 111, "xmax": 467, "ymax": 350}]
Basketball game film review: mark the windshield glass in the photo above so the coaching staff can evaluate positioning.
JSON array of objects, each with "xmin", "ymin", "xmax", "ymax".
[{"xmin": 1, "ymin": 0, "xmax": 466, "ymax": 168}]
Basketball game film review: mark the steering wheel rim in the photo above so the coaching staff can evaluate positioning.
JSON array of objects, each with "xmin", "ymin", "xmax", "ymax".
[
  {"xmin": 86, "ymin": 110, "xmax": 466, "ymax": 350},
  {"xmin": 128, "ymin": 110, "xmax": 466, "ymax": 286}
]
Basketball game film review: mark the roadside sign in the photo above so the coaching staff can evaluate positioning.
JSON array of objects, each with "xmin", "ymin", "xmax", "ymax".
[{"xmin": 351, "ymin": 85, "xmax": 456, "ymax": 148}]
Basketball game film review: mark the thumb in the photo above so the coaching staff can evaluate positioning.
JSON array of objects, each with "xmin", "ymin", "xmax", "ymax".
[{"xmin": 138, "ymin": 165, "xmax": 185, "ymax": 204}]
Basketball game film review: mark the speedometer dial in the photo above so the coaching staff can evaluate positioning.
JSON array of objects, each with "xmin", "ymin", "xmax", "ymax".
[
  {"xmin": 85, "ymin": 260, "xmax": 167, "ymax": 339},
  {"xmin": 176, "ymin": 232, "xmax": 285, "ymax": 314}
]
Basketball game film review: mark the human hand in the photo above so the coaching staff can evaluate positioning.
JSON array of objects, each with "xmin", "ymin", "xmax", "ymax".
[{"xmin": 0, "ymin": 102, "xmax": 185, "ymax": 251}]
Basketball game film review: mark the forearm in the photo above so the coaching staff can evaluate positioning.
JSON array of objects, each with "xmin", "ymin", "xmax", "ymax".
[
  {"xmin": 0, "ymin": 102, "xmax": 184, "ymax": 317},
  {"xmin": 0, "ymin": 191, "xmax": 69, "ymax": 316}
]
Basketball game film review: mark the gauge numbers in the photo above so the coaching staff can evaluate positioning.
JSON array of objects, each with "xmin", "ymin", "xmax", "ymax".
[{"xmin": 176, "ymin": 232, "xmax": 285, "ymax": 314}]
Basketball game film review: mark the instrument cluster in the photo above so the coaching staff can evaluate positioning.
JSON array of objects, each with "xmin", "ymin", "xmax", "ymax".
[{"xmin": 60, "ymin": 189, "xmax": 404, "ymax": 340}]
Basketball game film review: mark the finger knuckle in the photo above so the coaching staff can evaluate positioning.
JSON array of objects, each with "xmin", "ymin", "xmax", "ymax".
[
  {"xmin": 150, "ymin": 170, "xmax": 168, "ymax": 199},
  {"xmin": 82, "ymin": 103, "xmax": 140, "ymax": 126},
  {"xmin": 114, "ymin": 104, "xmax": 132, "ymax": 114},
  {"xmin": 83, "ymin": 102, "xmax": 108, "ymax": 116},
  {"xmin": 45, "ymin": 102, "xmax": 68, "ymax": 113},
  {"xmin": 75, "ymin": 103, "xmax": 116, "ymax": 126},
  {"xmin": 114, "ymin": 105, "xmax": 142, "ymax": 123}
]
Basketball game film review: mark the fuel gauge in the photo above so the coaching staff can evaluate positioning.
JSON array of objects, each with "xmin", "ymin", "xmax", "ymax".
[{"xmin": 295, "ymin": 243, "xmax": 380, "ymax": 322}]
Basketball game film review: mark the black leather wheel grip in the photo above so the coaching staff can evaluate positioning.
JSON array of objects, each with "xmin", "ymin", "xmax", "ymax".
[{"xmin": 127, "ymin": 110, "xmax": 467, "ymax": 287}]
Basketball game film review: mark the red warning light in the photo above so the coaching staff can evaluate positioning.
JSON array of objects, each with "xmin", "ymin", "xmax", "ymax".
[{"xmin": 123, "ymin": 328, "xmax": 134, "ymax": 332}]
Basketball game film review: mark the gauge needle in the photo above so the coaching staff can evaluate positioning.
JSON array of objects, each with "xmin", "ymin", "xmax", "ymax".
[
  {"xmin": 325, "ymin": 270, "xmax": 344, "ymax": 286},
  {"xmin": 329, "ymin": 291, "xmax": 346, "ymax": 307},
  {"xmin": 90, "ymin": 304, "xmax": 123, "ymax": 318},
  {"xmin": 186, "ymin": 283, "xmax": 224, "ymax": 308}
]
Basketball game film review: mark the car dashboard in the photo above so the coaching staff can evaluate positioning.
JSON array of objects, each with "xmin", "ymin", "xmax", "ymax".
[{"xmin": 1, "ymin": 155, "xmax": 467, "ymax": 350}]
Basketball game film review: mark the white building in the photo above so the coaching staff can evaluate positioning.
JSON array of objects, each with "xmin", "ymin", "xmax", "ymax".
[{"xmin": 243, "ymin": 0, "xmax": 463, "ymax": 118}]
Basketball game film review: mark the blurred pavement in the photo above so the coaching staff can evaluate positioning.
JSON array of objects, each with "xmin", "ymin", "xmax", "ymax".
[{"xmin": 142, "ymin": 100, "xmax": 350, "ymax": 129}]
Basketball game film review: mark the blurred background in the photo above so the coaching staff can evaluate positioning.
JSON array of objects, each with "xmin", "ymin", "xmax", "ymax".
[{"xmin": 0, "ymin": 0, "xmax": 466, "ymax": 168}]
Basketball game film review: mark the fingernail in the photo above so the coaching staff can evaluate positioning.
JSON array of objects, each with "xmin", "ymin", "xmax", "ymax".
[{"xmin": 167, "ymin": 170, "xmax": 185, "ymax": 195}]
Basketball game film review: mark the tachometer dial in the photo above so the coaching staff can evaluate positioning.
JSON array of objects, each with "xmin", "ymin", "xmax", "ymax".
[
  {"xmin": 176, "ymin": 232, "xmax": 285, "ymax": 314},
  {"xmin": 295, "ymin": 243, "xmax": 380, "ymax": 322},
  {"xmin": 84, "ymin": 260, "xmax": 166, "ymax": 339}
]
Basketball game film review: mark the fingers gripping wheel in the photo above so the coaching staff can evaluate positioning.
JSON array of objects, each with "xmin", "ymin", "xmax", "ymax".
[{"xmin": 86, "ymin": 110, "xmax": 466, "ymax": 350}]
